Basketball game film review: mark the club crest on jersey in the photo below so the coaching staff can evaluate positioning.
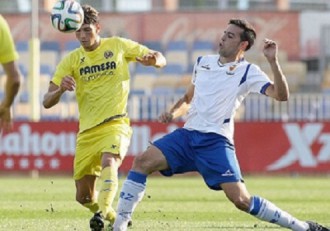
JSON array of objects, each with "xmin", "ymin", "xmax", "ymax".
[
  {"xmin": 104, "ymin": 51, "xmax": 113, "ymax": 59},
  {"xmin": 226, "ymin": 64, "xmax": 237, "ymax": 75}
]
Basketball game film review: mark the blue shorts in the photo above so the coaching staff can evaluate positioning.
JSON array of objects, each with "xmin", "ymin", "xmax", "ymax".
[{"xmin": 153, "ymin": 128, "xmax": 243, "ymax": 190}]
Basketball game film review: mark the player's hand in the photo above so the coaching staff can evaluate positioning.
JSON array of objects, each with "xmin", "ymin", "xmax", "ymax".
[
  {"xmin": 136, "ymin": 52, "xmax": 157, "ymax": 66},
  {"xmin": 0, "ymin": 104, "xmax": 12, "ymax": 133},
  {"xmin": 158, "ymin": 112, "xmax": 173, "ymax": 123},
  {"xmin": 60, "ymin": 76, "xmax": 76, "ymax": 92},
  {"xmin": 263, "ymin": 38, "xmax": 278, "ymax": 62}
]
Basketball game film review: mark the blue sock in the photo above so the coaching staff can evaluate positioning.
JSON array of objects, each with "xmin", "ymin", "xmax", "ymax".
[{"xmin": 127, "ymin": 170, "xmax": 147, "ymax": 185}]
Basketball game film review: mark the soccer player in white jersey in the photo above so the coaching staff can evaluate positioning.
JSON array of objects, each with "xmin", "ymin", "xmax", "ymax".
[
  {"xmin": 112, "ymin": 19, "xmax": 329, "ymax": 231},
  {"xmin": 43, "ymin": 4, "xmax": 166, "ymax": 231}
]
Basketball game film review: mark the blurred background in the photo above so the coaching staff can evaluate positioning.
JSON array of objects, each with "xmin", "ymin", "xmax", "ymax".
[{"xmin": 1, "ymin": 0, "xmax": 330, "ymax": 175}]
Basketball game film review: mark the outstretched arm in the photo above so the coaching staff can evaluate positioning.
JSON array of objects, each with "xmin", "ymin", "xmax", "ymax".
[
  {"xmin": 158, "ymin": 84, "xmax": 195, "ymax": 123},
  {"xmin": 263, "ymin": 39, "xmax": 289, "ymax": 101},
  {"xmin": 136, "ymin": 50, "xmax": 166, "ymax": 68}
]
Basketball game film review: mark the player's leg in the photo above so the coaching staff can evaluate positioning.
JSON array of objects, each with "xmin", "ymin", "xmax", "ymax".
[
  {"xmin": 75, "ymin": 176, "xmax": 104, "ymax": 231},
  {"xmin": 113, "ymin": 128, "xmax": 195, "ymax": 231},
  {"xmin": 75, "ymin": 175, "xmax": 99, "ymax": 212},
  {"xmin": 210, "ymin": 137, "xmax": 310, "ymax": 231},
  {"xmin": 74, "ymin": 130, "xmax": 101, "ymax": 220},
  {"xmin": 222, "ymin": 182, "xmax": 330, "ymax": 230},
  {"xmin": 74, "ymin": 126, "xmax": 104, "ymax": 231},
  {"xmin": 221, "ymin": 182, "xmax": 311, "ymax": 231},
  {"xmin": 96, "ymin": 120, "xmax": 133, "ymax": 227},
  {"xmin": 97, "ymin": 152, "xmax": 121, "ymax": 224},
  {"xmin": 247, "ymin": 188, "xmax": 329, "ymax": 231},
  {"xmin": 194, "ymin": 132, "xmax": 322, "ymax": 231},
  {"xmin": 196, "ymin": 132, "xmax": 329, "ymax": 231},
  {"xmin": 113, "ymin": 145, "xmax": 169, "ymax": 231}
]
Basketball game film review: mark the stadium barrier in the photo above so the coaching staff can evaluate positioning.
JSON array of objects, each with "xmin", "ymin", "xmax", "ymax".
[
  {"xmin": 1, "ymin": 121, "xmax": 330, "ymax": 175},
  {"xmin": 9, "ymin": 93, "xmax": 330, "ymax": 122}
]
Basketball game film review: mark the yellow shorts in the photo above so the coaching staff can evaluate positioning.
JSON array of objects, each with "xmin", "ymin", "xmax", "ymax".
[{"xmin": 74, "ymin": 118, "xmax": 132, "ymax": 180}]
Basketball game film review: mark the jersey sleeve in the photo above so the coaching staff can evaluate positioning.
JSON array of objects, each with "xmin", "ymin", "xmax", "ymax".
[
  {"xmin": 247, "ymin": 64, "xmax": 273, "ymax": 95},
  {"xmin": 0, "ymin": 15, "xmax": 19, "ymax": 64},
  {"xmin": 191, "ymin": 56, "xmax": 203, "ymax": 85},
  {"xmin": 116, "ymin": 37, "xmax": 149, "ymax": 62},
  {"xmin": 51, "ymin": 53, "xmax": 74, "ymax": 86}
]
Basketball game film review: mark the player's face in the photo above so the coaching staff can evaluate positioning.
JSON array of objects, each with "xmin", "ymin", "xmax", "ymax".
[
  {"xmin": 75, "ymin": 23, "xmax": 101, "ymax": 51},
  {"xmin": 218, "ymin": 24, "xmax": 245, "ymax": 60}
]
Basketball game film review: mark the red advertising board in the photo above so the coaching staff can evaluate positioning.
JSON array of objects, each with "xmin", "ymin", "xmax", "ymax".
[
  {"xmin": 1, "ymin": 121, "xmax": 329, "ymax": 174},
  {"xmin": 235, "ymin": 122, "xmax": 330, "ymax": 173},
  {"xmin": 0, "ymin": 121, "xmax": 78, "ymax": 174}
]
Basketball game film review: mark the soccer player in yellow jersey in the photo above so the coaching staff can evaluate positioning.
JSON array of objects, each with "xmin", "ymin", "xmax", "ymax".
[
  {"xmin": 42, "ymin": 5, "xmax": 166, "ymax": 231},
  {"xmin": 0, "ymin": 15, "xmax": 21, "ymax": 133}
]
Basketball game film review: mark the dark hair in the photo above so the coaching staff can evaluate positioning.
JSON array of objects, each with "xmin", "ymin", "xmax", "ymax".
[
  {"xmin": 82, "ymin": 5, "xmax": 100, "ymax": 25},
  {"xmin": 229, "ymin": 19, "xmax": 256, "ymax": 51}
]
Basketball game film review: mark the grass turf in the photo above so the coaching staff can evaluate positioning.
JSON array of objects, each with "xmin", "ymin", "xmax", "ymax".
[{"xmin": 0, "ymin": 175, "xmax": 329, "ymax": 231}]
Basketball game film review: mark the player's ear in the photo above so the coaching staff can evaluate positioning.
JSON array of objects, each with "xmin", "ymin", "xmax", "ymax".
[
  {"xmin": 95, "ymin": 23, "xmax": 101, "ymax": 33},
  {"xmin": 240, "ymin": 41, "xmax": 249, "ymax": 51}
]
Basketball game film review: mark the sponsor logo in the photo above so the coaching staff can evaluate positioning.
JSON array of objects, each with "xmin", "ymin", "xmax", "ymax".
[
  {"xmin": 79, "ymin": 61, "xmax": 116, "ymax": 75},
  {"xmin": 267, "ymin": 123, "xmax": 330, "ymax": 170},
  {"xmin": 0, "ymin": 123, "xmax": 76, "ymax": 170},
  {"xmin": 221, "ymin": 169, "xmax": 234, "ymax": 176},
  {"xmin": 201, "ymin": 65, "xmax": 210, "ymax": 70},
  {"xmin": 0, "ymin": 124, "xmax": 76, "ymax": 156},
  {"xmin": 79, "ymin": 61, "xmax": 116, "ymax": 81}
]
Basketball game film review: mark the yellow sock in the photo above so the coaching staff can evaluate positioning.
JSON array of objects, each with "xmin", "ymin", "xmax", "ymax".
[
  {"xmin": 98, "ymin": 166, "xmax": 118, "ymax": 223},
  {"xmin": 83, "ymin": 201, "xmax": 99, "ymax": 213}
]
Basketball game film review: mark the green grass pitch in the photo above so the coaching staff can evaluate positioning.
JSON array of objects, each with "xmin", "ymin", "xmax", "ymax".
[{"xmin": 0, "ymin": 175, "xmax": 329, "ymax": 231}]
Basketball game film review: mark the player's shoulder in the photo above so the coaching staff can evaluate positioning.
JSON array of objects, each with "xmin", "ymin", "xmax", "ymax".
[
  {"xmin": 60, "ymin": 47, "xmax": 82, "ymax": 65},
  {"xmin": 0, "ymin": 15, "xmax": 11, "ymax": 36},
  {"xmin": 103, "ymin": 36, "xmax": 134, "ymax": 44},
  {"xmin": 65, "ymin": 47, "xmax": 81, "ymax": 57},
  {"xmin": 241, "ymin": 60, "xmax": 268, "ymax": 79},
  {"xmin": 102, "ymin": 37, "xmax": 142, "ymax": 51},
  {"xmin": 103, "ymin": 36, "xmax": 119, "ymax": 41},
  {"xmin": 0, "ymin": 14, "xmax": 6, "ymax": 26},
  {"xmin": 245, "ymin": 61, "xmax": 263, "ymax": 73},
  {"xmin": 195, "ymin": 54, "xmax": 218, "ymax": 65}
]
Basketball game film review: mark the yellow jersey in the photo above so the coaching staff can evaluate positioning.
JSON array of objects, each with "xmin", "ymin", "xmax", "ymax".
[
  {"xmin": 52, "ymin": 37, "xmax": 149, "ymax": 133},
  {"xmin": 0, "ymin": 15, "xmax": 19, "ymax": 64}
]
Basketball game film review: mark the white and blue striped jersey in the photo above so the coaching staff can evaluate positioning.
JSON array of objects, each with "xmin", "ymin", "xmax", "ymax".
[{"xmin": 183, "ymin": 55, "xmax": 272, "ymax": 143}]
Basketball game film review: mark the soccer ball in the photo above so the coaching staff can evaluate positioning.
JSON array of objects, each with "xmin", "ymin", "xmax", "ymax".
[{"xmin": 51, "ymin": 0, "xmax": 84, "ymax": 33}]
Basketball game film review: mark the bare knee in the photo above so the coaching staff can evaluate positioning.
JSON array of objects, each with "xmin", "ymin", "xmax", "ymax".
[
  {"xmin": 132, "ymin": 145, "xmax": 168, "ymax": 174},
  {"xmin": 132, "ymin": 152, "xmax": 156, "ymax": 174},
  {"xmin": 132, "ymin": 154, "xmax": 148, "ymax": 172}
]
